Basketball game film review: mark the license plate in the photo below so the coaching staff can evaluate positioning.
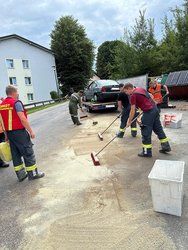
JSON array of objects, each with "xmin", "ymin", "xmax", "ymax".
[
  {"xmin": 106, "ymin": 105, "xmax": 115, "ymax": 108},
  {"xmin": 111, "ymin": 88, "xmax": 119, "ymax": 91}
]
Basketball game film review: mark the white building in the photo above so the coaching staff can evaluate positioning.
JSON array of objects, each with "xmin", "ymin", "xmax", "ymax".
[{"xmin": 0, "ymin": 34, "xmax": 58, "ymax": 104}]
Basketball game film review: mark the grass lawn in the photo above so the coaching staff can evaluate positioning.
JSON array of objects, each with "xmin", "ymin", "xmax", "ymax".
[{"xmin": 27, "ymin": 101, "xmax": 66, "ymax": 115}]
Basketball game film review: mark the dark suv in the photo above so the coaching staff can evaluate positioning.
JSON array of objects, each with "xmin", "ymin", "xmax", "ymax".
[{"xmin": 84, "ymin": 80, "xmax": 120, "ymax": 102}]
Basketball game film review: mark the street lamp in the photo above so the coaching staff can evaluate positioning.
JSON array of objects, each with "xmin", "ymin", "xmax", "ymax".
[{"xmin": 52, "ymin": 65, "xmax": 60, "ymax": 97}]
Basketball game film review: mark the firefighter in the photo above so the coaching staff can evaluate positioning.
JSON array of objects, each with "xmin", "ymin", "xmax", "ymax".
[
  {"xmin": 123, "ymin": 83, "xmax": 171, "ymax": 157},
  {"xmin": 0, "ymin": 97, "xmax": 9, "ymax": 168},
  {"xmin": 0, "ymin": 85, "xmax": 44, "ymax": 182},
  {"xmin": 116, "ymin": 84, "xmax": 138, "ymax": 138},
  {"xmin": 148, "ymin": 80, "xmax": 169, "ymax": 113},
  {"xmin": 69, "ymin": 90, "xmax": 84, "ymax": 125}
]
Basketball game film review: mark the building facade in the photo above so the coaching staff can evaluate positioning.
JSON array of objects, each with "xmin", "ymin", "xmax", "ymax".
[{"xmin": 0, "ymin": 34, "xmax": 58, "ymax": 104}]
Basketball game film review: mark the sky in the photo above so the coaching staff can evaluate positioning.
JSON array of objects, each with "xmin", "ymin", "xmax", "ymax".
[{"xmin": 0, "ymin": 0, "xmax": 185, "ymax": 49}]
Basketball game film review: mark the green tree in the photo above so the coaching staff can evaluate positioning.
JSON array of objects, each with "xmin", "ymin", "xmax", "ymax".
[
  {"xmin": 173, "ymin": 0, "xmax": 188, "ymax": 69},
  {"xmin": 50, "ymin": 90, "xmax": 58, "ymax": 100},
  {"xmin": 156, "ymin": 0, "xmax": 188, "ymax": 73},
  {"xmin": 96, "ymin": 40, "xmax": 123, "ymax": 79},
  {"xmin": 158, "ymin": 16, "xmax": 179, "ymax": 73},
  {"xmin": 50, "ymin": 16, "xmax": 95, "ymax": 93},
  {"xmin": 129, "ymin": 10, "xmax": 158, "ymax": 75},
  {"xmin": 110, "ymin": 40, "xmax": 138, "ymax": 79}
]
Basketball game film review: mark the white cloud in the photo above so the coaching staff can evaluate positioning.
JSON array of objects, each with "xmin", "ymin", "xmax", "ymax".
[{"xmin": 0, "ymin": 0, "xmax": 184, "ymax": 48}]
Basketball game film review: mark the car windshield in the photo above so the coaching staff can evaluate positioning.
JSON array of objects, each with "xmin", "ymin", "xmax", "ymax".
[{"xmin": 97, "ymin": 80, "xmax": 118, "ymax": 86}]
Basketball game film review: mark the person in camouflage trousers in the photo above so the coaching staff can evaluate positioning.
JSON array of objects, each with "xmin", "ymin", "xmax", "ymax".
[{"xmin": 69, "ymin": 90, "xmax": 84, "ymax": 126}]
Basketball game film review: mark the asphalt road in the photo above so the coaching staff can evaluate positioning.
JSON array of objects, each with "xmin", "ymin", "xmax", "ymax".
[
  {"xmin": 0, "ymin": 101, "xmax": 188, "ymax": 250},
  {"xmin": 0, "ymin": 102, "xmax": 75, "ymax": 250}
]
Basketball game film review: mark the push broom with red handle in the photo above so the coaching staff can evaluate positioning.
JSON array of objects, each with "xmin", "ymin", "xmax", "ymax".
[{"xmin": 91, "ymin": 112, "xmax": 143, "ymax": 166}]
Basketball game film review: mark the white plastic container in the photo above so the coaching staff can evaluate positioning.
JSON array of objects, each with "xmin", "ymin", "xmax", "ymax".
[
  {"xmin": 148, "ymin": 160, "xmax": 185, "ymax": 216},
  {"xmin": 163, "ymin": 113, "xmax": 182, "ymax": 129}
]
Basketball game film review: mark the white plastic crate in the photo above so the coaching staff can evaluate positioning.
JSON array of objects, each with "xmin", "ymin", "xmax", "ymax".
[
  {"xmin": 163, "ymin": 113, "xmax": 182, "ymax": 129},
  {"xmin": 148, "ymin": 160, "xmax": 185, "ymax": 216}
]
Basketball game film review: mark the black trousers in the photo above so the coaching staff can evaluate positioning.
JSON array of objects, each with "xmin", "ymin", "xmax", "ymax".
[
  {"xmin": 7, "ymin": 129, "xmax": 36, "ymax": 171},
  {"xmin": 157, "ymin": 103, "xmax": 161, "ymax": 113},
  {"xmin": 119, "ymin": 107, "xmax": 138, "ymax": 132},
  {"xmin": 141, "ymin": 107, "xmax": 167, "ymax": 147},
  {"xmin": 0, "ymin": 132, "xmax": 5, "ymax": 143}
]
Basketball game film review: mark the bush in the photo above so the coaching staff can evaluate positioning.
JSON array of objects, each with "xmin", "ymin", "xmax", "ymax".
[{"xmin": 50, "ymin": 91, "xmax": 58, "ymax": 100}]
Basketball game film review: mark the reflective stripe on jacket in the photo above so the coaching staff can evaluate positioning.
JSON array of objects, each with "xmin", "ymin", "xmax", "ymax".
[
  {"xmin": 69, "ymin": 93, "xmax": 82, "ymax": 107},
  {"xmin": 0, "ymin": 97, "xmax": 27, "ymax": 131},
  {"xmin": 148, "ymin": 84, "xmax": 163, "ymax": 104}
]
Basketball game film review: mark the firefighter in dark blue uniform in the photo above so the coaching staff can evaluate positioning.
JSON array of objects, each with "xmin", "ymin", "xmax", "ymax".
[{"xmin": 124, "ymin": 83, "xmax": 171, "ymax": 157}]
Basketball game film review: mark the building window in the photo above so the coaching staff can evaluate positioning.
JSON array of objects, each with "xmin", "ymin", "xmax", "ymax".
[
  {"xmin": 25, "ymin": 77, "xmax": 32, "ymax": 85},
  {"xmin": 22, "ymin": 60, "xmax": 29, "ymax": 69},
  {"xmin": 9, "ymin": 77, "xmax": 17, "ymax": 85},
  {"xmin": 6, "ymin": 59, "xmax": 14, "ymax": 68},
  {"xmin": 27, "ymin": 93, "xmax": 34, "ymax": 101}
]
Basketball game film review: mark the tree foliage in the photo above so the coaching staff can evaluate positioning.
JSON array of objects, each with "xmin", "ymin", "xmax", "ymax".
[
  {"xmin": 96, "ymin": 40, "xmax": 123, "ymax": 79},
  {"xmin": 50, "ymin": 16, "xmax": 95, "ymax": 93},
  {"xmin": 96, "ymin": 0, "xmax": 188, "ymax": 79},
  {"xmin": 127, "ymin": 10, "xmax": 157, "ymax": 75}
]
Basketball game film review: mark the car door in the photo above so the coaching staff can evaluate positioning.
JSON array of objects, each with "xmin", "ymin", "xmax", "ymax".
[{"xmin": 85, "ymin": 81, "xmax": 97, "ymax": 100}]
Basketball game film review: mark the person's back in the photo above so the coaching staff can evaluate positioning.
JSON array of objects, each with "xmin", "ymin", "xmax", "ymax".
[
  {"xmin": 69, "ymin": 92, "xmax": 80, "ymax": 104},
  {"xmin": 132, "ymin": 88, "xmax": 154, "ymax": 112},
  {"xmin": 118, "ymin": 91, "xmax": 130, "ymax": 109}
]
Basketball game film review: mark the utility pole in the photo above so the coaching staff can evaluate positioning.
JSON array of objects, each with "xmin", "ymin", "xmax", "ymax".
[{"xmin": 52, "ymin": 65, "xmax": 60, "ymax": 97}]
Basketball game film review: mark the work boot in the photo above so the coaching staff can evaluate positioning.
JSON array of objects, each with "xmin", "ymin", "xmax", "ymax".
[
  {"xmin": 71, "ymin": 116, "xmax": 76, "ymax": 124},
  {"xmin": 116, "ymin": 131, "xmax": 124, "ymax": 138},
  {"xmin": 159, "ymin": 142, "xmax": 171, "ymax": 154},
  {"xmin": 0, "ymin": 158, "xmax": 9, "ymax": 168},
  {"xmin": 131, "ymin": 131, "xmax": 137, "ymax": 137},
  {"xmin": 27, "ymin": 169, "xmax": 45, "ymax": 180},
  {"xmin": 75, "ymin": 117, "xmax": 82, "ymax": 126},
  {"xmin": 138, "ymin": 148, "xmax": 152, "ymax": 157},
  {"xmin": 16, "ymin": 169, "xmax": 28, "ymax": 182}
]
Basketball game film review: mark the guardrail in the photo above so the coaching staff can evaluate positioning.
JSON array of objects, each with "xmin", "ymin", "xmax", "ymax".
[{"xmin": 24, "ymin": 98, "xmax": 66, "ymax": 109}]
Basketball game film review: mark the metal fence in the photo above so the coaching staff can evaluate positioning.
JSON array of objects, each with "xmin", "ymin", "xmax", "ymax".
[{"xmin": 24, "ymin": 98, "xmax": 66, "ymax": 109}]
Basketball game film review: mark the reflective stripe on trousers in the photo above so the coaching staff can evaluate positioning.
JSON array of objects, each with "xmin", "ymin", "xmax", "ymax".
[
  {"xmin": 141, "ymin": 107, "xmax": 168, "ymax": 146},
  {"xmin": 26, "ymin": 164, "xmax": 37, "ymax": 172},
  {"xmin": 142, "ymin": 144, "xmax": 152, "ymax": 149},
  {"xmin": 160, "ymin": 138, "xmax": 168, "ymax": 143},
  {"xmin": 14, "ymin": 164, "xmax": 24, "ymax": 172},
  {"xmin": 119, "ymin": 128, "xmax": 125, "ymax": 132},
  {"xmin": 131, "ymin": 128, "xmax": 137, "ymax": 131}
]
